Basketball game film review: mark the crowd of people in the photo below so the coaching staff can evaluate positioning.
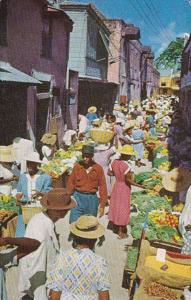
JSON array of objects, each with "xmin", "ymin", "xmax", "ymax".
[{"xmin": 1, "ymin": 94, "xmax": 191, "ymax": 300}]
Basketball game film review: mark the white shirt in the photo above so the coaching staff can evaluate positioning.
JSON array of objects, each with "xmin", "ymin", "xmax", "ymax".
[
  {"xmin": 0, "ymin": 164, "xmax": 13, "ymax": 194},
  {"xmin": 26, "ymin": 174, "xmax": 40, "ymax": 199},
  {"xmin": 19, "ymin": 212, "xmax": 59, "ymax": 300},
  {"xmin": 179, "ymin": 186, "xmax": 191, "ymax": 236}
]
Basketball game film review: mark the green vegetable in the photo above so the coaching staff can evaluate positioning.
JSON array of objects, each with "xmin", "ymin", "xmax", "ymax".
[
  {"xmin": 126, "ymin": 247, "xmax": 139, "ymax": 270},
  {"xmin": 134, "ymin": 171, "xmax": 157, "ymax": 184},
  {"xmin": 153, "ymin": 156, "xmax": 169, "ymax": 168}
]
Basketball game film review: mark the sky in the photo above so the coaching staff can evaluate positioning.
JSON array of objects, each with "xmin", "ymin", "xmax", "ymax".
[{"xmin": 76, "ymin": 0, "xmax": 191, "ymax": 57}]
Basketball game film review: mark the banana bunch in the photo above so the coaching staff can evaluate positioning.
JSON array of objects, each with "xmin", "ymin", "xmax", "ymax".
[{"xmin": 172, "ymin": 202, "xmax": 184, "ymax": 213}]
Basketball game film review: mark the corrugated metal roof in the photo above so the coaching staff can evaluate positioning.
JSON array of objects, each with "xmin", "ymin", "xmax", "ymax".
[{"xmin": 0, "ymin": 61, "xmax": 41, "ymax": 85}]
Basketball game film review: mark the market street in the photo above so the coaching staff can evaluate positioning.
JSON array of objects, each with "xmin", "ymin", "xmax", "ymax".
[{"xmin": 0, "ymin": 1, "xmax": 191, "ymax": 300}]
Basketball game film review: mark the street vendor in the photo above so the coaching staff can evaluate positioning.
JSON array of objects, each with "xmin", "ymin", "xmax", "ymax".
[
  {"xmin": 78, "ymin": 114, "xmax": 89, "ymax": 136},
  {"xmin": 67, "ymin": 144, "xmax": 107, "ymax": 222},
  {"xmin": 16, "ymin": 152, "xmax": 52, "ymax": 203},
  {"xmin": 62, "ymin": 130, "xmax": 77, "ymax": 150},
  {"xmin": 0, "ymin": 145, "xmax": 17, "ymax": 195},
  {"xmin": 41, "ymin": 133, "xmax": 57, "ymax": 164},
  {"xmin": 18, "ymin": 188, "xmax": 76, "ymax": 300},
  {"xmin": 86, "ymin": 106, "xmax": 98, "ymax": 123},
  {"xmin": 162, "ymin": 167, "xmax": 191, "ymax": 252}
]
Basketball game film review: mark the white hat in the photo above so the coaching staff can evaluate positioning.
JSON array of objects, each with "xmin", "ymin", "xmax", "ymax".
[
  {"xmin": 95, "ymin": 143, "xmax": 110, "ymax": 151},
  {"xmin": 25, "ymin": 152, "xmax": 42, "ymax": 164}
]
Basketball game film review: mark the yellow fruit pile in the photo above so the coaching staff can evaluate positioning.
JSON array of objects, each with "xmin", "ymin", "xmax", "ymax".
[
  {"xmin": 0, "ymin": 194, "xmax": 12, "ymax": 203},
  {"xmin": 172, "ymin": 203, "xmax": 184, "ymax": 213}
]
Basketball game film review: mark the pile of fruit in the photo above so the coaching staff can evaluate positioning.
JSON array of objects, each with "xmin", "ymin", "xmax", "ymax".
[
  {"xmin": 149, "ymin": 211, "xmax": 179, "ymax": 228},
  {"xmin": 40, "ymin": 159, "xmax": 68, "ymax": 178},
  {"xmin": 55, "ymin": 149, "xmax": 81, "ymax": 160},
  {"xmin": 172, "ymin": 203, "xmax": 184, "ymax": 213},
  {"xmin": 0, "ymin": 195, "xmax": 18, "ymax": 213}
]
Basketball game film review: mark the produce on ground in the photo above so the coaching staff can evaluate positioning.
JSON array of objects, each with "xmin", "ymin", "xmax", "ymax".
[
  {"xmin": 126, "ymin": 247, "xmax": 139, "ymax": 271},
  {"xmin": 153, "ymin": 156, "xmax": 169, "ymax": 168},
  {"xmin": 149, "ymin": 211, "xmax": 179, "ymax": 227},
  {"xmin": 144, "ymin": 282, "xmax": 178, "ymax": 300}
]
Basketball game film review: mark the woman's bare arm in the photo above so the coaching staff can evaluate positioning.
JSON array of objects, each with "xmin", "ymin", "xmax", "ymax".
[
  {"xmin": 98, "ymin": 290, "xmax": 110, "ymax": 300},
  {"xmin": 48, "ymin": 290, "xmax": 61, "ymax": 300}
]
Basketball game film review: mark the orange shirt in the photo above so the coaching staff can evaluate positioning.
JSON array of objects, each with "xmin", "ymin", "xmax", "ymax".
[{"xmin": 67, "ymin": 162, "xmax": 107, "ymax": 208}]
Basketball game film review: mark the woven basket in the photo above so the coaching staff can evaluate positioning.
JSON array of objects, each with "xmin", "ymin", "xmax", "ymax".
[
  {"xmin": 90, "ymin": 129, "xmax": 114, "ymax": 144},
  {"xmin": 0, "ymin": 215, "xmax": 18, "ymax": 250},
  {"xmin": 22, "ymin": 206, "xmax": 43, "ymax": 224},
  {"xmin": 52, "ymin": 175, "xmax": 65, "ymax": 188}
]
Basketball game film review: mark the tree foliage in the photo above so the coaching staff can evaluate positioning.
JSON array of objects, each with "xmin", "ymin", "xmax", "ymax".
[{"xmin": 155, "ymin": 37, "xmax": 185, "ymax": 70}]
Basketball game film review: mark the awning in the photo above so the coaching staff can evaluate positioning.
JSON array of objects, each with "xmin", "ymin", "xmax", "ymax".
[
  {"xmin": 0, "ymin": 61, "xmax": 41, "ymax": 85},
  {"xmin": 32, "ymin": 69, "xmax": 54, "ymax": 82}
]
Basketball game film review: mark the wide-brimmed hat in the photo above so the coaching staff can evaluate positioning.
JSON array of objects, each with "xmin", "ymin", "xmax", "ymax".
[
  {"xmin": 118, "ymin": 145, "xmax": 135, "ymax": 156},
  {"xmin": 162, "ymin": 167, "xmax": 191, "ymax": 192},
  {"xmin": 70, "ymin": 215, "xmax": 105, "ymax": 239},
  {"xmin": 82, "ymin": 144, "xmax": 94, "ymax": 155},
  {"xmin": 41, "ymin": 188, "xmax": 76, "ymax": 210},
  {"xmin": 88, "ymin": 106, "xmax": 97, "ymax": 113},
  {"xmin": 25, "ymin": 152, "xmax": 42, "ymax": 164},
  {"xmin": 41, "ymin": 133, "xmax": 57, "ymax": 146},
  {"xmin": 0, "ymin": 145, "xmax": 16, "ymax": 162},
  {"xmin": 94, "ymin": 143, "xmax": 110, "ymax": 151}
]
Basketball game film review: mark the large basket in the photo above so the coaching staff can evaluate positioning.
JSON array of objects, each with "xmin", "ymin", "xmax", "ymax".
[
  {"xmin": 0, "ymin": 214, "xmax": 18, "ymax": 250},
  {"xmin": 90, "ymin": 129, "xmax": 114, "ymax": 144},
  {"xmin": 52, "ymin": 174, "xmax": 65, "ymax": 188},
  {"xmin": 21, "ymin": 206, "xmax": 43, "ymax": 224}
]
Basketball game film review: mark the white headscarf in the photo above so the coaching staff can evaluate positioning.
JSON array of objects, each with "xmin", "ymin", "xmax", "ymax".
[
  {"xmin": 78, "ymin": 114, "xmax": 89, "ymax": 134},
  {"xmin": 63, "ymin": 130, "xmax": 77, "ymax": 146}
]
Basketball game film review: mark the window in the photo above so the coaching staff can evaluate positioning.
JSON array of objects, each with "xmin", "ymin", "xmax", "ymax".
[
  {"xmin": 41, "ymin": 14, "xmax": 52, "ymax": 59},
  {"xmin": 161, "ymin": 82, "xmax": 166, "ymax": 86},
  {"xmin": 0, "ymin": 0, "xmax": 7, "ymax": 46}
]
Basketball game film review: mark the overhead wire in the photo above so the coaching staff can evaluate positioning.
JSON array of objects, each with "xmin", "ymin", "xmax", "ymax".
[
  {"xmin": 127, "ymin": 0, "xmax": 167, "ymax": 46},
  {"xmin": 143, "ymin": 0, "xmax": 174, "ymax": 42},
  {"xmin": 134, "ymin": 0, "xmax": 171, "ymax": 44}
]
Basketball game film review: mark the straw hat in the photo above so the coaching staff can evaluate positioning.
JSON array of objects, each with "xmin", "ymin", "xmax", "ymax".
[
  {"xmin": 88, "ymin": 106, "xmax": 97, "ymax": 113},
  {"xmin": 94, "ymin": 143, "xmax": 110, "ymax": 151},
  {"xmin": 25, "ymin": 152, "xmax": 42, "ymax": 164},
  {"xmin": 70, "ymin": 215, "xmax": 105, "ymax": 239},
  {"xmin": 41, "ymin": 188, "xmax": 76, "ymax": 210},
  {"xmin": 41, "ymin": 133, "xmax": 57, "ymax": 146},
  {"xmin": 162, "ymin": 167, "xmax": 191, "ymax": 192},
  {"xmin": 118, "ymin": 145, "xmax": 135, "ymax": 156},
  {"xmin": 0, "ymin": 145, "xmax": 16, "ymax": 162}
]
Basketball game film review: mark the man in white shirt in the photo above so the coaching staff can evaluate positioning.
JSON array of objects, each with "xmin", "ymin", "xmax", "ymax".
[{"xmin": 17, "ymin": 188, "xmax": 76, "ymax": 300}]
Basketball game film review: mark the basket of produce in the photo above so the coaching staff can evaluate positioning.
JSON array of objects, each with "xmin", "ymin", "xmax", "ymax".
[
  {"xmin": 21, "ymin": 202, "xmax": 43, "ymax": 224},
  {"xmin": 0, "ymin": 210, "xmax": 18, "ymax": 249},
  {"xmin": 134, "ymin": 280, "xmax": 183, "ymax": 300},
  {"xmin": 90, "ymin": 129, "xmax": 114, "ymax": 144}
]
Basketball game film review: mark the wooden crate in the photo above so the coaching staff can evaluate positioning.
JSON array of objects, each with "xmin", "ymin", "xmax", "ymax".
[{"xmin": 21, "ymin": 206, "xmax": 43, "ymax": 224}]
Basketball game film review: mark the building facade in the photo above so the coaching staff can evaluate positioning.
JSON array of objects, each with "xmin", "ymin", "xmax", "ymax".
[
  {"xmin": 59, "ymin": 1, "xmax": 118, "ymax": 115},
  {"xmin": 159, "ymin": 70, "xmax": 180, "ymax": 96},
  {"xmin": 0, "ymin": 0, "xmax": 73, "ymax": 148}
]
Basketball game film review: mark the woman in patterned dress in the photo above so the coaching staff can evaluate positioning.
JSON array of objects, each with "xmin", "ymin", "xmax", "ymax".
[{"xmin": 108, "ymin": 145, "xmax": 144, "ymax": 239}]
